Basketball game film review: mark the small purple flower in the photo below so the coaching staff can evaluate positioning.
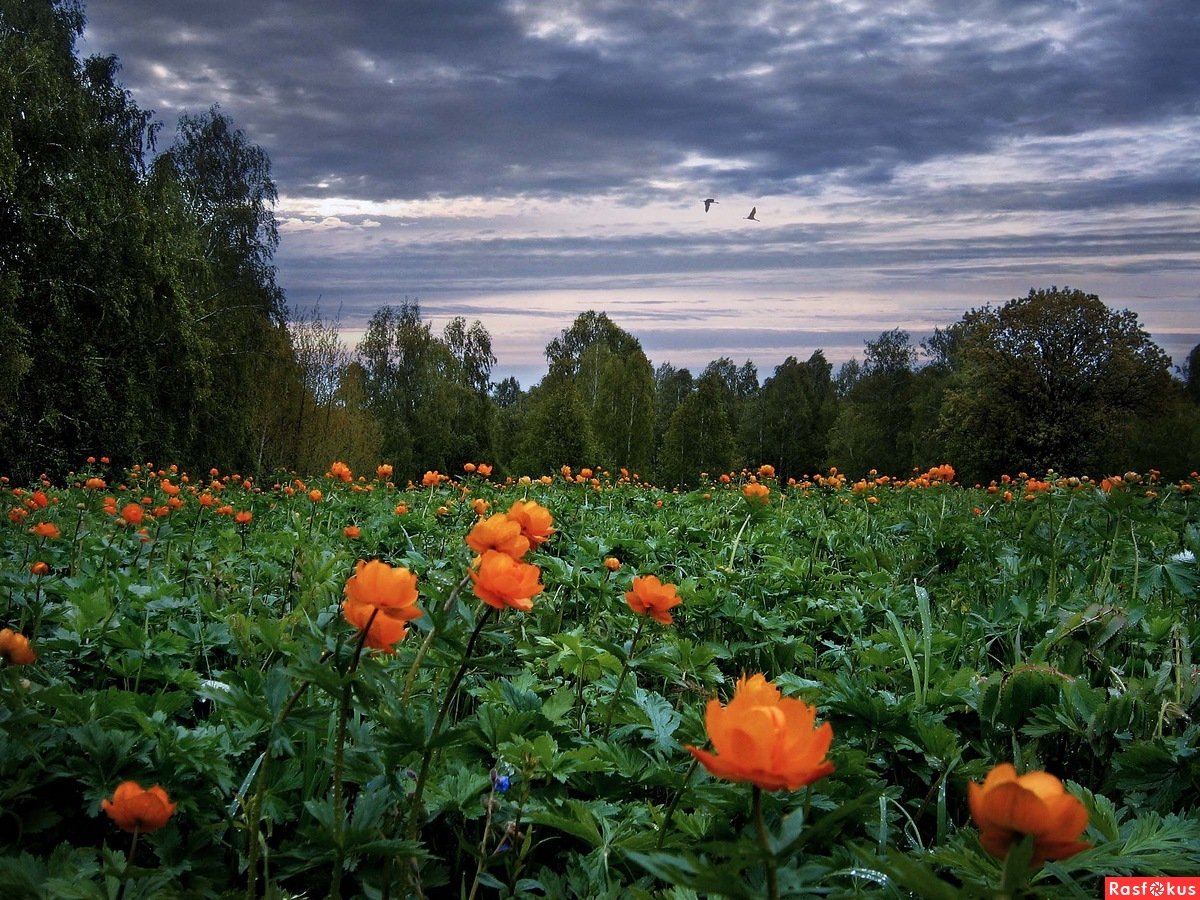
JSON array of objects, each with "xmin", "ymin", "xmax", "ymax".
[{"xmin": 494, "ymin": 774, "xmax": 511, "ymax": 793}]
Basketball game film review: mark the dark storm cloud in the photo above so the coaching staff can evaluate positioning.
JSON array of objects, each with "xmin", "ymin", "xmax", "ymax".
[{"xmin": 80, "ymin": 0, "xmax": 1200, "ymax": 201}]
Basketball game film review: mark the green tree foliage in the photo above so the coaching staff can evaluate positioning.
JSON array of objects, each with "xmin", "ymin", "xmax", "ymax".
[
  {"xmin": 357, "ymin": 301, "xmax": 496, "ymax": 478},
  {"xmin": 1185, "ymin": 342, "xmax": 1200, "ymax": 405},
  {"xmin": 741, "ymin": 352, "xmax": 838, "ymax": 480},
  {"xmin": 828, "ymin": 329, "xmax": 918, "ymax": 476},
  {"xmin": 543, "ymin": 311, "xmax": 655, "ymax": 473},
  {"xmin": 514, "ymin": 370, "xmax": 596, "ymax": 474},
  {"xmin": 659, "ymin": 371, "xmax": 736, "ymax": 487},
  {"xmin": 938, "ymin": 287, "xmax": 1174, "ymax": 481}
]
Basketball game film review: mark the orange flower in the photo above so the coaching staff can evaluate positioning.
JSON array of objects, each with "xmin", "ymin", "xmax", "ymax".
[
  {"xmin": 235, "ymin": 510, "xmax": 253, "ymax": 525},
  {"xmin": 476, "ymin": 463, "xmax": 493, "ymax": 477},
  {"xmin": 466, "ymin": 513, "xmax": 529, "ymax": 560},
  {"xmin": 505, "ymin": 500, "xmax": 554, "ymax": 547},
  {"xmin": 84, "ymin": 477, "xmax": 107, "ymax": 490},
  {"xmin": 625, "ymin": 574, "xmax": 682, "ymax": 625},
  {"xmin": 329, "ymin": 461, "xmax": 353, "ymax": 482},
  {"xmin": 376, "ymin": 463, "xmax": 393, "ymax": 479},
  {"xmin": 101, "ymin": 781, "xmax": 177, "ymax": 833},
  {"xmin": 743, "ymin": 482, "xmax": 770, "ymax": 503},
  {"xmin": 29, "ymin": 521, "xmax": 60, "ymax": 539},
  {"xmin": 0, "ymin": 628, "xmax": 36, "ymax": 665},
  {"xmin": 120, "ymin": 503, "xmax": 144, "ymax": 526},
  {"xmin": 604, "ymin": 557, "xmax": 621, "ymax": 572},
  {"xmin": 394, "ymin": 503, "xmax": 409, "ymax": 515},
  {"xmin": 31, "ymin": 561, "xmax": 50, "ymax": 576},
  {"xmin": 343, "ymin": 525, "xmax": 361, "ymax": 539},
  {"xmin": 968, "ymin": 763, "xmax": 1090, "ymax": 867},
  {"xmin": 469, "ymin": 550, "xmax": 544, "ymax": 612},
  {"xmin": 342, "ymin": 560, "xmax": 423, "ymax": 651},
  {"xmin": 757, "ymin": 464, "xmax": 776, "ymax": 478},
  {"xmin": 686, "ymin": 674, "xmax": 835, "ymax": 792},
  {"xmin": 422, "ymin": 470, "xmax": 441, "ymax": 488}
]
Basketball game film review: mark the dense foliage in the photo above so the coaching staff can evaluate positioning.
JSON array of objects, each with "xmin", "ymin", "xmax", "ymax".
[{"xmin": 1, "ymin": 461, "xmax": 1198, "ymax": 897}]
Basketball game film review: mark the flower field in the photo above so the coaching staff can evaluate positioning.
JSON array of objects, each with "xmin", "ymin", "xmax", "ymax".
[{"xmin": 2, "ymin": 461, "xmax": 1199, "ymax": 898}]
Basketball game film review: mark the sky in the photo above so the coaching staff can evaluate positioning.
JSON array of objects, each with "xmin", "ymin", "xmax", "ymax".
[{"xmin": 78, "ymin": 0, "xmax": 1200, "ymax": 387}]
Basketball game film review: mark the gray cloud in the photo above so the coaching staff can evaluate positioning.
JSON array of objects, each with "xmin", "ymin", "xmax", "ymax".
[{"xmin": 77, "ymin": 0, "xmax": 1200, "ymax": 380}]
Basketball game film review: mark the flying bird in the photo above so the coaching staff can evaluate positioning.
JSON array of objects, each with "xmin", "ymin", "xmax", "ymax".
[
  {"xmin": 703, "ymin": 198, "xmax": 718, "ymax": 212},
  {"xmin": 745, "ymin": 207, "xmax": 758, "ymax": 221}
]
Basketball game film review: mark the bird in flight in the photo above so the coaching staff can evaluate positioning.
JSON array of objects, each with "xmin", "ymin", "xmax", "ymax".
[
  {"xmin": 703, "ymin": 198, "xmax": 718, "ymax": 212},
  {"xmin": 745, "ymin": 206, "xmax": 758, "ymax": 221}
]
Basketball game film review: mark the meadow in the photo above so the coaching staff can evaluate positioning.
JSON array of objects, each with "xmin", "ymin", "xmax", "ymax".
[{"xmin": 2, "ymin": 460, "xmax": 1198, "ymax": 898}]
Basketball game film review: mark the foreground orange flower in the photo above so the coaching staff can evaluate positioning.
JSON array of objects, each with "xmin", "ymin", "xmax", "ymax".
[
  {"xmin": 342, "ymin": 560, "xmax": 423, "ymax": 651},
  {"xmin": 470, "ymin": 550, "xmax": 544, "ymax": 612},
  {"xmin": 101, "ymin": 781, "xmax": 177, "ymax": 833},
  {"xmin": 466, "ymin": 513, "xmax": 529, "ymax": 560},
  {"xmin": 625, "ymin": 574, "xmax": 682, "ymax": 625},
  {"xmin": 29, "ymin": 521, "xmax": 60, "ymax": 539},
  {"xmin": 120, "ymin": 503, "xmax": 144, "ymax": 526},
  {"xmin": 0, "ymin": 628, "xmax": 36, "ymax": 665},
  {"xmin": 506, "ymin": 500, "xmax": 554, "ymax": 547},
  {"xmin": 743, "ymin": 482, "xmax": 770, "ymax": 503},
  {"xmin": 686, "ymin": 674, "xmax": 835, "ymax": 792},
  {"xmin": 968, "ymin": 763, "xmax": 1090, "ymax": 867}
]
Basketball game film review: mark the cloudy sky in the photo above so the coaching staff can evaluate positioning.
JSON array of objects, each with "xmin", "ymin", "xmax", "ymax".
[{"xmin": 78, "ymin": 0, "xmax": 1200, "ymax": 386}]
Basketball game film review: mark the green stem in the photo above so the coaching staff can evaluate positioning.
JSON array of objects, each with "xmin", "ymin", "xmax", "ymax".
[
  {"xmin": 406, "ymin": 605, "xmax": 495, "ymax": 839},
  {"xmin": 753, "ymin": 786, "xmax": 779, "ymax": 900},
  {"xmin": 115, "ymin": 827, "xmax": 140, "ymax": 900},
  {"xmin": 654, "ymin": 755, "xmax": 699, "ymax": 850},
  {"xmin": 602, "ymin": 616, "xmax": 647, "ymax": 737},
  {"xmin": 330, "ymin": 610, "xmax": 379, "ymax": 899},
  {"xmin": 402, "ymin": 573, "xmax": 471, "ymax": 704}
]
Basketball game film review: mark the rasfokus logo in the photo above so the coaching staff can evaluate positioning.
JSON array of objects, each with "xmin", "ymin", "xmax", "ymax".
[{"xmin": 1106, "ymin": 878, "xmax": 1200, "ymax": 896}]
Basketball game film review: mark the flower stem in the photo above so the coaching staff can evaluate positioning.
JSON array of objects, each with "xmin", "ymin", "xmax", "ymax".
[
  {"xmin": 602, "ymin": 615, "xmax": 646, "ymax": 738},
  {"xmin": 406, "ymin": 605, "xmax": 495, "ymax": 840},
  {"xmin": 654, "ymin": 754, "xmax": 699, "ymax": 850},
  {"xmin": 402, "ymin": 573, "xmax": 471, "ymax": 704},
  {"xmin": 330, "ymin": 610, "xmax": 378, "ymax": 900},
  {"xmin": 753, "ymin": 786, "xmax": 779, "ymax": 900}
]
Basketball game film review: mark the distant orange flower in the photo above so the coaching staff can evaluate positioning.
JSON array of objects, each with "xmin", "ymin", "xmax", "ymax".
[
  {"xmin": 235, "ymin": 510, "xmax": 252, "ymax": 525},
  {"xmin": 604, "ymin": 557, "xmax": 621, "ymax": 572},
  {"xmin": 422, "ymin": 470, "xmax": 441, "ymax": 488},
  {"xmin": 686, "ymin": 674, "xmax": 834, "ymax": 792},
  {"xmin": 757, "ymin": 464, "xmax": 775, "ymax": 478},
  {"xmin": 505, "ymin": 500, "xmax": 554, "ymax": 547},
  {"xmin": 101, "ymin": 781, "xmax": 177, "ymax": 833},
  {"xmin": 476, "ymin": 463, "xmax": 493, "ymax": 477},
  {"xmin": 329, "ymin": 461, "xmax": 353, "ymax": 482},
  {"xmin": 470, "ymin": 550, "xmax": 544, "ymax": 612},
  {"xmin": 31, "ymin": 561, "xmax": 50, "ymax": 576},
  {"xmin": 395, "ymin": 503, "xmax": 409, "ymax": 515},
  {"xmin": 466, "ymin": 513, "xmax": 529, "ymax": 560},
  {"xmin": 376, "ymin": 463, "xmax": 393, "ymax": 479},
  {"xmin": 0, "ymin": 628, "xmax": 36, "ymax": 665},
  {"xmin": 29, "ymin": 521, "xmax": 60, "ymax": 540},
  {"xmin": 342, "ymin": 559, "xmax": 423, "ymax": 651},
  {"xmin": 8, "ymin": 507, "xmax": 28, "ymax": 524},
  {"xmin": 968, "ymin": 763, "xmax": 1090, "ymax": 867},
  {"xmin": 463, "ymin": 462, "xmax": 477, "ymax": 473},
  {"xmin": 84, "ymin": 477, "xmax": 107, "ymax": 490},
  {"xmin": 120, "ymin": 503, "xmax": 144, "ymax": 526},
  {"xmin": 343, "ymin": 525, "xmax": 361, "ymax": 539},
  {"xmin": 743, "ymin": 482, "xmax": 770, "ymax": 503},
  {"xmin": 625, "ymin": 574, "xmax": 682, "ymax": 625},
  {"xmin": 472, "ymin": 498, "xmax": 490, "ymax": 516}
]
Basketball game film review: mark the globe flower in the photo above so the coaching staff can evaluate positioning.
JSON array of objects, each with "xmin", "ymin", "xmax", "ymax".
[
  {"xmin": 603, "ymin": 557, "xmax": 621, "ymax": 572},
  {"xmin": 29, "ymin": 521, "xmax": 60, "ymax": 539},
  {"xmin": 686, "ymin": 674, "xmax": 835, "ymax": 792},
  {"xmin": 466, "ymin": 513, "xmax": 529, "ymax": 560},
  {"xmin": 120, "ymin": 503, "xmax": 145, "ymax": 526},
  {"xmin": 743, "ymin": 482, "xmax": 770, "ymax": 503},
  {"xmin": 968, "ymin": 763, "xmax": 1091, "ymax": 867},
  {"xmin": 343, "ymin": 525, "xmax": 361, "ymax": 539},
  {"xmin": 470, "ymin": 550, "xmax": 544, "ymax": 612},
  {"xmin": 625, "ymin": 574, "xmax": 682, "ymax": 625},
  {"xmin": 342, "ymin": 560, "xmax": 423, "ymax": 651},
  {"xmin": 329, "ymin": 461, "xmax": 353, "ymax": 483},
  {"xmin": 101, "ymin": 781, "xmax": 176, "ymax": 833},
  {"xmin": 0, "ymin": 628, "xmax": 36, "ymax": 666},
  {"xmin": 506, "ymin": 500, "xmax": 554, "ymax": 547}
]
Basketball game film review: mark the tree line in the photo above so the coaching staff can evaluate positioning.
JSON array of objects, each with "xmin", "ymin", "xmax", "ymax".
[{"xmin": 3, "ymin": 0, "xmax": 1197, "ymax": 486}]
